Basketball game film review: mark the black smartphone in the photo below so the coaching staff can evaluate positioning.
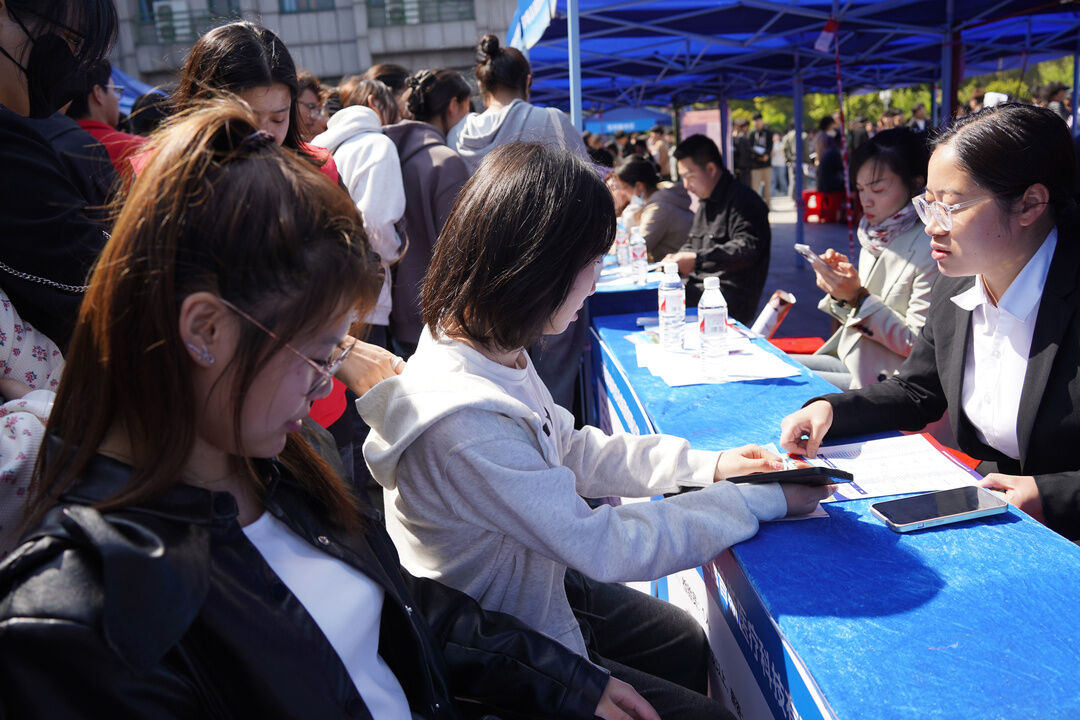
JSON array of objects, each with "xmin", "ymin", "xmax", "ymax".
[
  {"xmin": 870, "ymin": 486, "xmax": 1008, "ymax": 533},
  {"xmin": 728, "ymin": 466, "xmax": 853, "ymax": 486}
]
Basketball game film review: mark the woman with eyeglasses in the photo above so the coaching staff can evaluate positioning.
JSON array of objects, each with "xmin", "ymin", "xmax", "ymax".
[
  {"xmin": 780, "ymin": 103, "xmax": 1080, "ymax": 542},
  {"xmin": 791, "ymin": 127, "xmax": 937, "ymax": 389},
  {"xmin": 0, "ymin": 103, "xmax": 656, "ymax": 720}
]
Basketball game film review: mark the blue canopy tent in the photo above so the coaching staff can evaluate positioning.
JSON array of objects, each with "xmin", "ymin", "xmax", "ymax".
[
  {"xmin": 110, "ymin": 66, "xmax": 167, "ymax": 117},
  {"xmin": 508, "ymin": 0, "xmax": 1080, "ymax": 121},
  {"xmin": 584, "ymin": 105, "xmax": 671, "ymax": 133},
  {"xmin": 507, "ymin": 0, "xmax": 1080, "ymax": 245}
]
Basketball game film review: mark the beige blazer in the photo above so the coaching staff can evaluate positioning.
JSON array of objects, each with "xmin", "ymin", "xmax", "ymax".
[{"xmin": 815, "ymin": 221, "xmax": 939, "ymax": 388}]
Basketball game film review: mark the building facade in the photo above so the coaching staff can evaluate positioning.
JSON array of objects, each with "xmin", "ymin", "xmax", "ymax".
[{"xmin": 113, "ymin": 0, "xmax": 517, "ymax": 88}]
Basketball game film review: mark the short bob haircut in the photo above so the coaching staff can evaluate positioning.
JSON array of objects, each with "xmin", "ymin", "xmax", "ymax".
[
  {"xmin": 850, "ymin": 127, "xmax": 929, "ymax": 198},
  {"xmin": 932, "ymin": 103, "xmax": 1077, "ymax": 221},
  {"xmin": 174, "ymin": 22, "xmax": 307, "ymax": 151},
  {"xmin": 29, "ymin": 100, "xmax": 381, "ymax": 531},
  {"xmin": 422, "ymin": 143, "xmax": 615, "ymax": 351}
]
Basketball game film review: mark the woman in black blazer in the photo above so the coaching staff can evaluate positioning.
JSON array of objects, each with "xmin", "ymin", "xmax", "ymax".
[{"xmin": 780, "ymin": 104, "xmax": 1080, "ymax": 541}]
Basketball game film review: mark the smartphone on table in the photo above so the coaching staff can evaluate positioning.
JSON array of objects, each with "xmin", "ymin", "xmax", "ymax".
[
  {"xmin": 729, "ymin": 466, "xmax": 853, "ymax": 486},
  {"xmin": 870, "ymin": 486, "xmax": 1008, "ymax": 533}
]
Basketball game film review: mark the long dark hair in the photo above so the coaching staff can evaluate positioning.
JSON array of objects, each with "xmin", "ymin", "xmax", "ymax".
[
  {"xmin": 28, "ymin": 101, "xmax": 381, "ymax": 530},
  {"xmin": 174, "ymin": 21, "xmax": 307, "ymax": 151},
  {"xmin": 932, "ymin": 103, "xmax": 1077, "ymax": 220},
  {"xmin": 422, "ymin": 143, "xmax": 614, "ymax": 351}
]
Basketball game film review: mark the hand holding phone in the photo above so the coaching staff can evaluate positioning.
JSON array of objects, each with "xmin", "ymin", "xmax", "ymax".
[
  {"xmin": 794, "ymin": 243, "xmax": 829, "ymax": 269},
  {"xmin": 870, "ymin": 486, "xmax": 1008, "ymax": 533}
]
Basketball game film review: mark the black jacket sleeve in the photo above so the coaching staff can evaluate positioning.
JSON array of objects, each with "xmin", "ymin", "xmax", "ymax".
[{"xmin": 402, "ymin": 569, "xmax": 609, "ymax": 720}]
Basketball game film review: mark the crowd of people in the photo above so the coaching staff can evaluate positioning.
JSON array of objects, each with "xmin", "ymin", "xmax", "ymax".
[{"xmin": 0, "ymin": 0, "xmax": 1079, "ymax": 716}]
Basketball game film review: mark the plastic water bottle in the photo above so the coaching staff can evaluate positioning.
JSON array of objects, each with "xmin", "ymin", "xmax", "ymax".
[
  {"xmin": 630, "ymin": 227, "xmax": 647, "ymax": 285},
  {"xmin": 614, "ymin": 221, "xmax": 630, "ymax": 268},
  {"xmin": 698, "ymin": 276, "xmax": 729, "ymax": 377},
  {"xmin": 657, "ymin": 262, "xmax": 685, "ymax": 351}
]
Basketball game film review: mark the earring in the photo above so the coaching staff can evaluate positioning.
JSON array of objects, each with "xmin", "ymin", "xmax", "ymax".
[{"xmin": 185, "ymin": 342, "xmax": 215, "ymax": 365}]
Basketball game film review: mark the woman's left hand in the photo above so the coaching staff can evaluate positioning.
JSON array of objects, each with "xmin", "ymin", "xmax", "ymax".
[
  {"xmin": 334, "ymin": 337, "xmax": 405, "ymax": 396},
  {"xmin": 979, "ymin": 473, "xmax": 1044, "ymax": 522},
  {"xmin": 815, "ymin": 249, "xmax": 861, "ymax": 303},
  {"xmin": 594, "ymin": 677, "xmax": 660, "ymax": 720},
  {"xmin": 715, "ymin": 444, "xmax": 784, "ymax": 481}
]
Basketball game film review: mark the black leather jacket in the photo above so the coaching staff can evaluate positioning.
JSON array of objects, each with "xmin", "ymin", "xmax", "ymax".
[{"xmin": 0, "ymin": 446, "xmax": 608, "ymax": 719}]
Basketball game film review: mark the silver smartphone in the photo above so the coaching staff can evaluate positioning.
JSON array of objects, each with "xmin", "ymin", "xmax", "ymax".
[
  {"xmin": 870, "ymin": 486, "xmax": 1008, "ymax": 533},
  {"xmin": 794, "ymin": 243, "xmax": 828, "ymax": 268}
]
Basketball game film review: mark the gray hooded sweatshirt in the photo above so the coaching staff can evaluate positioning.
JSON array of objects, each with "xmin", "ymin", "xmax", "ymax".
[
  {"xmin": 358, "ymin": 328, "xmax": 786, "ymax": 656},
  {"xmin": 447, "ymin": 98, "xmax": 588, "ymax": 173}
]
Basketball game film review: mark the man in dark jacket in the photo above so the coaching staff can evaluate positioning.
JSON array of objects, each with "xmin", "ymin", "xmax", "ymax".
[{"xmin": 664, "ymin": 134, "xmax": 770, "ymax": 323}]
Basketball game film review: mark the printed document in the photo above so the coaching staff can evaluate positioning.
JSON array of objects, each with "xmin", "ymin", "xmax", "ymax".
[{"xmin": 796, "ymin": 434, "xmax": 983, "ymax": 501}]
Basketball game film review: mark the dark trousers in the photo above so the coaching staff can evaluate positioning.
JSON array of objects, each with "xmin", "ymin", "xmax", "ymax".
[{"xmin": 565, "ymin": 570, "xmax": 736, "ymax": 720}]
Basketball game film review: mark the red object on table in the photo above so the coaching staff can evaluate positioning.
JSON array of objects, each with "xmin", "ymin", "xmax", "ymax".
[
  {"xmin": 309, "ymin": 377, "xmax": 347, "ymax": 429},
  {"xmin": 770, "ymin": 337, "xmax": 826, "ymax": 354}
]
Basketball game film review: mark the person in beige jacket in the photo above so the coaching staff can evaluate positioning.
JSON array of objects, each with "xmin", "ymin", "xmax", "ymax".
[
  {"xmin": 611, "ymin": 154, "xmax": 693, "ymax": 260},
  {"xmin": 793, "ymin": 128, "xmax": 938, "ymax": 389}
]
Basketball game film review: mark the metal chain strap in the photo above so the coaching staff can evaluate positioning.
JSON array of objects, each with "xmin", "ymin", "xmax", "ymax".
[
  {"xmin": 0, "ymin": 258, "xmax": 89, "ymax": 293},
  {"xmin": 0, "ymin": 230, "xmax": 109, "ymax": 294}
]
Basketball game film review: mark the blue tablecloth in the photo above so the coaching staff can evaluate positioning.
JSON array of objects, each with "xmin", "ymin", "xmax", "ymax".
[{"xmin": 590, "ymin": 310, "xmax": 1080, "ymax": 719}]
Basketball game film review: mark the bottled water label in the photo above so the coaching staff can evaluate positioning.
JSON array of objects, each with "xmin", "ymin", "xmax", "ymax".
[{"xmin": 699, "ymin": 307, "xmax": 726, "ymax": 337}]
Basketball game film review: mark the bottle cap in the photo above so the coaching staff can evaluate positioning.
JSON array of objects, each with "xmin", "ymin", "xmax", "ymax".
[
  {"xmin": 704, "ymin": 276, "xmax": 720, "ymax": 289},
  {"xmin": 663, "ymin": 262, "xmax": 678, "ymax": 275}
]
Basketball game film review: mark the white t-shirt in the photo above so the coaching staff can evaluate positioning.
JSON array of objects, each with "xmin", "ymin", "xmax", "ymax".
[{"xmin": 243, "ymin": 512, "xmax": 411, "ymax": 720}]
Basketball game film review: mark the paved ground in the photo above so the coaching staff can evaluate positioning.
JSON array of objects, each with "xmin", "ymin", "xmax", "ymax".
[{"xmin": 762, "ymin": 194, "xmax": 854, "ymax": 341}]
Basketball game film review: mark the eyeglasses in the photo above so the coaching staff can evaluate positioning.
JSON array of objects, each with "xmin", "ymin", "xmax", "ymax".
[
  {"xmin": 297, "ymin": 99, "xmax": 325, "ymax": 115},
  {"xmin": 105, "ymin": 84, "xmax": 124, "ymax": 97},
  {"xmin": 911, "ymin": 194, "xmax": 994, "ymax": 231},
  {"xmin": 218, "ymin": 297, "xmax": 355, "ymax": 397}
]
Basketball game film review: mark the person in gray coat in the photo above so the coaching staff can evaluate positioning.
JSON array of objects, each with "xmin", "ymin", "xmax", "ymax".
[
  {"xmin": 384, "ymin": 69, "xmax": 472, "ymax": 357},
  {"xmin": 447, "ymin": 34, "xmax": 590, "ymax": 413}
]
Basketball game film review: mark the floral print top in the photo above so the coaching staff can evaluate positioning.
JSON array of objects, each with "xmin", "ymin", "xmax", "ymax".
[{"xmin": 0, "ymin": 290, "xmax": 63, "ymax": 555}]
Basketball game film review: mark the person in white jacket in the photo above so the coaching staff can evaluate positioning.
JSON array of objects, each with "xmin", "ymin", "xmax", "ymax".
[
  {"xmin": 313, "ymin": 79, "xmax": 404, "ymax": 346},
  {"xmin": 359, "ymin": 143, "xmax": 831, "ymax": 720}
]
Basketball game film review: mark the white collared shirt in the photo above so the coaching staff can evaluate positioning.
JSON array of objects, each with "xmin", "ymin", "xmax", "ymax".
[{"xmin": 951, "ymin": 228, "xmax": 1058, "ymax": 460}]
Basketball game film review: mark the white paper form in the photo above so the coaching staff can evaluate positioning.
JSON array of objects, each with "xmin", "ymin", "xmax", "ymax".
[
  {"xmin": 797, "ymin": 434, "xmax": 983, "ymax": 501},
  {"xmin": 629, "ymin": 326, "xmax": 802, "ymax": 387}
]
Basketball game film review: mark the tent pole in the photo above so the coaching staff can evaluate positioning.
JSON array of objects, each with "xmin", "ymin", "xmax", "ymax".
[
  {"xmin": 672, "ymin": 101, "xmax": 681, "ymax": 144},
  {"xmin": 1073, "ymin": 48, "xmax": 1080, "ymax": 134},
  {"xmin": 567, "ymin": 0, "xmax": 583, "ymax": 131},
  {"xmin": 794, "ymin": 69, "xmax": 805, "ymax": 250},
  {"xmin": 719, "ymin": 97, "xmax": 731, "ymax": 173},
  {"xmin": 941, "ymin": 0, "xmax": 954, "ymax": 121}
]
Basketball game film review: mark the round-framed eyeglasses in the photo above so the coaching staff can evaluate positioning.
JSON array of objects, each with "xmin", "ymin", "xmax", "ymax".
[
  {"xmin": 218, "ymin": 297, "xmax": 355, "ymax": 397},
  {"xmin": 911, "ymin": 194, "xmax": 994, "ymax": 231}
]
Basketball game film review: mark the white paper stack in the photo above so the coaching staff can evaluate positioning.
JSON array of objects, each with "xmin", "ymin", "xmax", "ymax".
[{"xmin": 628, "ymin": 323, "xmax": 802, "ymax": 386}]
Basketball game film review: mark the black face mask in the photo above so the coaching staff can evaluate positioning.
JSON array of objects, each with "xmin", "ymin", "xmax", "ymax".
[{"xmin": 0, "ymin": 15, "xmax": 85, "ymax": 118}]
